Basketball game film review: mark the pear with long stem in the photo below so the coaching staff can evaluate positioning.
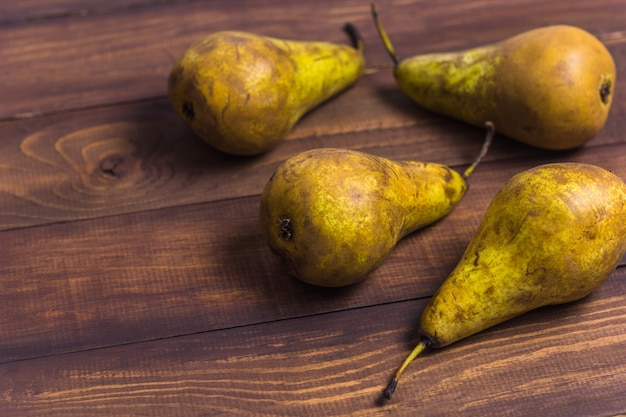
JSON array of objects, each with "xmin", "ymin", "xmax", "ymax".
[
  {"xmin": 371, "ymin": 5, "xmax": 616, "ymax": 150},
  {"xmin": 169, "ymin": 24, "xmax": 366, "ymax": 155},
  {"xmin": 383, "ymin": 162, "xmax": 626, "ymax": 400},
  {"xmin": 260, "ymin": 123, "xmax": 494, "ymax": 287}
]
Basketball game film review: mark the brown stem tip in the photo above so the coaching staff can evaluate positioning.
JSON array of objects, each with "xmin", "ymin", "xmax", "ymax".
[
  {"xmin": 343, "ymin": 23, "xmax": 364, "ymax": 52},
  {"xmin": 371, "ymin": 3, "xmax": 399, "ymax": 65},
  {"xmin": 462, "ymin": 121, "xmax": 495, "ymax": 180},
  {"xmin": 382, "ymin": 377, "xmax": 398, "ymax": 400},
  {"xmin": 381, "ymin": 339, "xmax": 428, "ymax": 401}
]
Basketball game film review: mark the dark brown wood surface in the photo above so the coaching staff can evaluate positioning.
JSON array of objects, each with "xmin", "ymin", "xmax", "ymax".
[{"xmin": 1, "ymin": 1, "xmax": 626, "ymax": 416}]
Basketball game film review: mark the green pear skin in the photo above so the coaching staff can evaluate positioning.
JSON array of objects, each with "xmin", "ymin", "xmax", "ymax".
[
  {"xmin": 373, "ymin": 7, "xmax": 616, "ymax": 150},
  {"xmin": 422, "ymin": 163, "xmax": 626, "ymax": 346},
  {"xmin": 168, "ymin": 27, "xmax": 365, "ymax": 155},
  {"xmin": 384, "ymin": 163, "xmax": 626, "ymax": 400},
  {"xmin": 259, "ymin": 148, "xmax": 468, "ymax": 287}
]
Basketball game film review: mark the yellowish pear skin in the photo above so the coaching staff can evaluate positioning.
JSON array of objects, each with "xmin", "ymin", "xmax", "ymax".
[
  {"xmin": 259, "ymin": 148, "xmax": 467, "ymax": 287},
  {"xmin": 420, "ymin": 163, "xmax": 626, "ymax": 348},
  {"xmin": 168, "ymin": 30, "xmax": 365, "ymax": 155},
  {"xmin": 394, "ymin": 26, "xmax": 616, "ymax": 149}
]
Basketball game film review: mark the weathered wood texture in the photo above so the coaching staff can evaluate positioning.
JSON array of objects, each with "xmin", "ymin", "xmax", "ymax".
[
  {"xmin": 2, "ymin": 0, "xmax": 626, "ymax": 230},
  {"xmin": 2, "ymin": 144, "xmax": 626, "ymax": 364},
  {"xmin": 2, "ymin": 0, "xmax": 626, "ymax": 119},
  {"xmin": 1, "ymin": 268, "xmax": 626, "ymax": 416},
  {"xmin": 1, "ymin": 0, "xmax": 626, "ymax": 415},
  {"xmin": 2, "ymin": 68, "xmax": 626, "ymax": 230}
]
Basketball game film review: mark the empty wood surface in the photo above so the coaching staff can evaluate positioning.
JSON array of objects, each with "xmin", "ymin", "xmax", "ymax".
[{"xmin": 1, "ymin": 0, "xmax": 626, "ymax": 416}]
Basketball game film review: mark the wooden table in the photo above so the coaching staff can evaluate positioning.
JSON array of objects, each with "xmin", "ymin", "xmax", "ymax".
[{"xmin": 2, "ymin": 1, "xmax": 626, "ymax": 415}]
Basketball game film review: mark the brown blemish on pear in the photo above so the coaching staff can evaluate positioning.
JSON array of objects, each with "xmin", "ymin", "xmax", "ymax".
[
  {"xmin": 382, "ymin": 163, "xmax": 626, "ymax": 400},
  {"xmin": 168, "ymin": 25, "xmax": 365, "ymax": 155},
  {"xmin": 259, "ymin": 125, "xmax": 494, "ymax": 288},
  {"xmin": 372, "ymin": 5, "xmax": 616, "ymax": 150}
]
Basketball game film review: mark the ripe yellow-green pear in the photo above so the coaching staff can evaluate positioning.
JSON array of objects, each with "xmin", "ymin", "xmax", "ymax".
[
  {"xmin": 168, "ymin": 25, "xmax": 365, "ymax": 155},
  {"xmin": 259, "ymin": 126, "xmax": 493, "ymax": 287},
  {"xmin": 372, "ymin": 6, "xmax": 616, "ymax": 150},
  {"xmin": 383, "ymin": 162, "xmax": 626, "ymax": 400}
]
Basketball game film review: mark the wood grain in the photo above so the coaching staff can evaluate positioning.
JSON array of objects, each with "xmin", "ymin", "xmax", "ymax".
[
  {"xmin": 2, "ymin": 143, "xmax": 625, "ymax": 363},
  {"xmin": 2, "ymin": 0, "xmax": 626, "ymax": 230},
  {"xmin": 0, "ymin": 0, "xmax": 166, "ymax": 23},
  {"xmin": 2, "ymin": 0, "xmax": 626, "ymax": 119},
  {"xmin": 1, "ymin": 267, "xmax": 625, "ymax": 416},
  {"xmin": 2, "ymin": 76, "xmax": 626, "ymax": 231},
  {"xmin": 2, "ymin": 0, "xmax": 626, "ymax": 415}
]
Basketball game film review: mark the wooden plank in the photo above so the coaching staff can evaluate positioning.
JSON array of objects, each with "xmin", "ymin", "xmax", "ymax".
[
  {"xmin": 2, "ymin": 0, "xmax": 625, "ymax": 119},
  {"xmin": 2, "ymin": 72, "xmax": 626, "ymax": 231},
  {"xmin": 0, "ymin": 91, "xmax": 507, "ymax": 231},
  {"xmin": 2, "ymin": 0, "xmax": 626, "ymax": 230},
  {"xmin": 2, "ymin": 1, "xmax": 625, "ymax": 415},
  {"xmin": 1, "ymin": 142, "xmax": 625, "ymax": 363},
  {"xmin": 0, "ymin": 88, "xmax": 524, "ymax": 231},
  {"xmin": 1, "ymin": 267, "xmax": 625, "ymax": 416},
  {"xmin": 0, "ymin": 0, "xmax": 159, "ymax": 23}
]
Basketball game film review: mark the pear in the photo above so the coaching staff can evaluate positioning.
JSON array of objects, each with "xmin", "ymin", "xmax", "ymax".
[
  {"xmin": 372, "ymin": 6, "xmax": 616, "ymax": 150},
  {"xmin": 168, "ymin": 25, "xmax": 365, "ymax": 155},
  {"xmin": 259, "ymin": 125, "xmax": 493, "ymax": 287},
  {"xmin": 383, "ymin": 162, "xmax": 626, "ymax": 400}
]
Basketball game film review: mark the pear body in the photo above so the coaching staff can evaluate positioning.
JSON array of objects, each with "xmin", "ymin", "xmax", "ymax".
[
  {"xmin": 259, "ymin": 148, "xmax": 467, "ymax": 287},
  {"xmin": 168, "ymin": 31, "xmax": 365, "ymax": 155},
  {"xmin": 395, "ymin": 25, "xmax": 616, "ymax": 149},
  {"xmin": 420, "ymin": 163, "xmax": 626, "ymax": 348}
]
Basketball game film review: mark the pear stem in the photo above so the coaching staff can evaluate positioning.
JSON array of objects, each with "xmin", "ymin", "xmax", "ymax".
[
  {"xmin": 462, "ymin": 121, "xmax": 495, "ymax": 180},
  {"xmin": 371, "ymin": 4, "xmax": 399, "ymax": 65},
  {"xmin": 343, "ymin": 23, "xmax": 364, "ymax": 53},
  {"xmin": 383, "ymin": 339, "xmax": 428, "ymax": 400}
]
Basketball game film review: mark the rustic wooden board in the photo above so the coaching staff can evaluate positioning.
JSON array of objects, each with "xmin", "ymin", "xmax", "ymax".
[
  {"xmin": 0, "ymin": 0, "xmax": 158, "ymax": 23},
  {"xmin": 1, "ymin": 143, "xmax": 625, "ymax": 363},
  {"xmin": 1, "ymin": 82, "xmax": 625, "ymax": 231},
  {"xmin": 0, "ymin": 92, "xmax": 527, "ymax": 230},
  {"xmin": 2, "ymin": 0, "xmax": 626, "ymax": 231},
  {"xmin": 2, "ymin": 0, "xmax": 626, "ymax": 415},
  {"xmin": 1, "ymin": 267, "xmax": 625, "ymax": 416},
  {"xmin": 2, "ymin": 0, "xmax": 626, "ymax": 119}
]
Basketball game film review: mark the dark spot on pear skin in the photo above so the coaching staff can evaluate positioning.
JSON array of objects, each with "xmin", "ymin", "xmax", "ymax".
[
  {"xmin": 600, "ymin": 80, "xmax": 612, "ymax": 104},
  {"xmin": 444, "ymin": 186, "xmax": 457, "ymax": 202},
  {"xmin": 278, "ymin": 217, "xmax": 294, "ymax": 240},
  {"xmin": 511, "ymin": 289, "xmax": 535, "ymax": 306}
]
